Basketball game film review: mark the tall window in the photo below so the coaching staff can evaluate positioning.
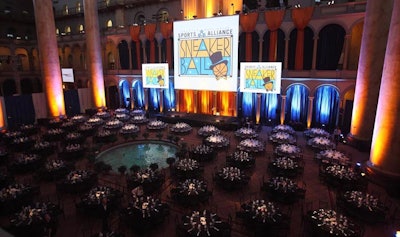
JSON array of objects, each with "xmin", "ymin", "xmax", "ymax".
[
  {"xmin": 106, "ymin": 20, "xmax": 113, "ymax": 28},
  {"xmin": 63, "ymin": 4, "xmax": 69, "ymax": 15},
  {"xmin": 76, "ymin": 2, "xmax": 81, "ymax": 12},
  {"xmin": 79, "ymin": 24, "xmax": 84, "ymax": 33},
  {"xmin": 65, "ymin": 26, "xmax": 71, "ymax": 34}
]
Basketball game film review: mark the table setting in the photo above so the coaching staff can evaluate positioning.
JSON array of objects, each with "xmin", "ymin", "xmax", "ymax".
[
  {"xmin": 271, "ymin": 124, "xmax": 296, "ymax": 135},
  {"xmin": 9, "ymin": 202, "xmax": 61, "ymax": 237},
  {"xmin": 307, "ymin": 209, "xmax": 359, "ymax": 237},
  {"xmin": 57, "ymin": 170, "xmax": 97, "ymax": 194},
  {"xmin": 262, "ymin": 176, "xmax": 305, "ymax": 204},
  {"xmin": 127, "ymin": 168, "xmax": 165, "ymax": 194},
  {"xmin": 234, "ymin": 127, "xmax": 258, "ymax": 139},
  {"xmin": 274, "ymin": 144, "xmax": 302, "ymax": 159},
  {"xmin": 268, "ymin": 156, "xmax": 302, "ymax": 178},
  {"xmin": 190, "ymin": 145, "xmax": 216, "ymax": 162},
  {"xmin": 146, "ymin": 120, "xmax": 168, "ymax": 131},
  {"xmin": 269, "ymin": 132, "xmax": 296, "ymax": 145},
  {"xmin": 337, "ymin": 190, "xmax": 387, "ymax": 223},
  {"xmin": 0, "ymin": 183, "xmax": 38, "ymax": 214},
  {"xmin": 237, "ymin": 138, "xmax": 265, "ymax": 153},
  {"xmin": 204, "ymin": 134, "xmax": 229, "ymax": 149},
  {"xmin": 174, "ymin": 158, "xmax": 203, "ymax": 179},
  {"xmin": 304, "ymin": 128, "xmax": 331, "ymax": 139},
  {"xmin": 177, "ymin": 210, "xmax": 231, "ymax": 237},
  {"xmin": 121, "ymin": 195, "xmax": 169, "ymax": 231},
  {"xmin": 226, "ymin": 150, "xmax": 255, "ymax": 170},
  {"xmin": 308, "ymin": 136, "xmax": 336, "ymax": 150},
  {"xmin": 316, "ymin": 149, "xmax": 351, "ymax": 166},
  {"xmin": 76, "ymin": 186, "xmax": 122, "ymax": 215},
  {"xmin": 171, "ymin": 178, "xmax": 211, "ymax": 206},
  {"xmin": 130, "ymin": 114, "xmax": 149, "ymax": 124},
  {"xmin": 197, "ymin": 125, "xmax": 221, "ymax": 137},
  {"xmin": 170, "ymin": 122, "xmax": 193, "ymax": 134},
  {"xmin": 236, "ymin": 199, "xmax": 284, "ymax": 231},
  {"xmin": 215, "ymin": 166, "xmax": 250, "ymax": 190}
]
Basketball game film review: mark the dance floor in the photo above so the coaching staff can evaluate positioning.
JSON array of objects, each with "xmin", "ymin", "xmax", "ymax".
[{"xmin": 0, "ymin": 122, "xmax": 399, "ymax": 237}]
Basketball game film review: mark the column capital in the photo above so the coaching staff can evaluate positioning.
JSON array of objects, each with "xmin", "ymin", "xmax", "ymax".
[{"xmin": 308, "ymin": 96, "xmax": 314, "ymax": 100}]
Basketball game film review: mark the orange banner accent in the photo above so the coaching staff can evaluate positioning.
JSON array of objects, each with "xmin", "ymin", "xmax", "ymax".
[
  {"xmin": 240, "ymin": 12, "xmax": 259, "ymax": 62},
  {"xmin": 129, "ymin": 25, "xmax": 142, "ymax": 69},
  {"xmin": 264, "ymin": 10, "xmax": 285, "ymax": 61},
  {"xmin": 291, "ymin": 7, "xmax": 314, "ymax": 70},
  {"xmin": 144, "ymin": 23, "xmax": 157, "ymax": 63}
]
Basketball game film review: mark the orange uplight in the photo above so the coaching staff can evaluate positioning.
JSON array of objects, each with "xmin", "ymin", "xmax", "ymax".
[
  {"xmin": 0, "ymin": 100, "xmax": 4, "ymax": 128},
  {"xmin": 182, "ymin": 90, "xmax": 193, "ymax": 113},
  {"xmin": 91, "ymin": 72, "xmax": 106, "ymax": 108},
  {"xmin": 220, "ymin": 92, "xmax": 230, "ymax": 116},
  {"xmin": 45, "ymin": 76, "xmax": 65, "ymax": 117}
]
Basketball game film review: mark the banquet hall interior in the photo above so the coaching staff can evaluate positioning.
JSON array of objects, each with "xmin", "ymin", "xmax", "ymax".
[{"xmin": 0, "ymin": 0, "xmax": 400, "ymax": 237}]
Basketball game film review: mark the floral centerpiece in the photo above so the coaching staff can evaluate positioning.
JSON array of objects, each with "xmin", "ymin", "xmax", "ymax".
[
  {"xmin": 170, "ymin": 122, "xmax": 192, "ymax": 133},
  {"xmin": 198, "ymin": 125, "xmax": 220, "ymax": 137}
]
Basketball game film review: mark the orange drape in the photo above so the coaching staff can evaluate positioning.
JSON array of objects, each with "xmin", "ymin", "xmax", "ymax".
[
  {"xmin": 180, "ymin": 90, "xmax": 194, "ymax": 113},
  {"xmin": 198, "ymin": 91, "xmax": 212, "ymax": 114},
  {"xmin": 239, "ymin": 12, "xmax": 259, "ymax": 62},
  {"xmin": 217, "ymin": 91, "xmax": 234, "ymax": 116},
  {"xmin": 129, "ymin": 25, "xmax": 142, "ymax": 69},
  {"xmin": 291, "ymin": 6, "xmax": 314, "ymax": 70},
  {"xmin": 160, "ymin": 22, "xmax": 173, "ymax": 68},
  {"xmin": 144, "ymin": 23, "xmax": 157, "ymax": 63},
  {"xmin": 264, "ymin": 10, "xmax": 285, "ymax": 62}
]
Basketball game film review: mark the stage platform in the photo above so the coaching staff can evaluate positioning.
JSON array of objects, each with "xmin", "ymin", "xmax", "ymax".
[{"xmin": 156, "ymin": 112, "xmax": 240, "ymax": 131}]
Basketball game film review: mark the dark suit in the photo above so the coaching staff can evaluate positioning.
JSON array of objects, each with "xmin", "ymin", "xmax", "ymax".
[{"xmin": 99, "ymin": 203, "xmax": 111, "ymax": 233}]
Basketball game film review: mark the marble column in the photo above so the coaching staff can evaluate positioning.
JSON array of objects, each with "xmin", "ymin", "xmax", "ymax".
[
  {"xmin": 84, "ymin": 0, "xmax": 106, "ymax": 108},
  {"xmin": 284, "ymin": 38, "xmax": 289, "ymax": 70},
  {"xmin": 280, "ymin": 95, "xmax": 286, "ymax": 125},
  {"xmin": 311, "ymin": 36, "xmax": 318, "ymax": 70},
  {"xmin": 306, "ymin": 96, "xmax": 314, "ymax": 129},
  {"xmin": 33, "ymin": 0, "xmax": 65, "ymax": 117},
  {"xmin": 159, "ymin": 89, "xmax": 164, "ymax": 113},
  {"xmin": 256, "ymin": 93, "xmax": 261, "ymax": 124},
  {"xmin": 342, "ymin": 34, "xmax": 351, "ymax": 70},
  {"xmin": 347, "ymin": 0, "xmax": 393, "ymax": 151},
  {"xmin": 367, "ymin": 0, "xmax": 400, "ymax": 186},
  {"xmin": 175, "ymin": 90, "xmax": 180, "ymax": 112}
]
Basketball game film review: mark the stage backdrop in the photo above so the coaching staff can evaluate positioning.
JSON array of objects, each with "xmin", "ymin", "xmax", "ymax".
[
  {"xmin": 173, "ymin": 15, "xmax": 239, "ymax": 92},
  {"xmin": 142, "ymin": 63, "xmax": 169, "ymax": 89},
  {"xmin": 239, "ymin": 62, "xmax": 282, "ymax": 94}
]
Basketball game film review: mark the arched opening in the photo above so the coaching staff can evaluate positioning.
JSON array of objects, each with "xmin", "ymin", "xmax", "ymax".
[
  {"xmin": 119, "ymin": 80, "xmax": 131, "ymax": 109},
  {"xmin": 3, "ymin": 79, "xmax": 17, "ymax": 96},
  {"xmin": 20, "ymin": 78, "xmax": 33, "ymax": 94},
  {"xmin": 285, "ymin": 84, "xmax": 309, "ymax": 129},
  {"xmin": 312, "ymin": 85, "xmax": 340, "ymax": 130}
]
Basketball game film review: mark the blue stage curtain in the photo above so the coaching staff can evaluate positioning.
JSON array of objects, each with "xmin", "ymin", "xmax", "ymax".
[
  {"xmin": 4, "ymin": 95, "xmax": 35, "ymax": 129},
  {"xmin": 163, "ymin": 80, "xmax": 175, "ymax": 111},
  {"xmin": 313, "ymin": 85, "xmax": 339, "ymax": 130},
  {"xmin": 285, "ymin": 84, "xmax": 309, "ymax": 124},
  {"xmin": 260, "ymin": 93, "xmax": 279, "ymax": 123},
  {"xmin": 240, "ymin": 92, "xmax": 257, "ymax": 119},
  {"xmin": 148, "ymin": 88, "xmax": 160, "ymax": 112},
  {"xmin": 64, "ymin": 89, "xmax": 81, "ymax": 117},
  {"xmin": 132, "ymin": 80, "xmax": 144, "ymax": 109},
  {"xmin": 119, "ymin": 80, "xmax": 131, "ymax": 108}
]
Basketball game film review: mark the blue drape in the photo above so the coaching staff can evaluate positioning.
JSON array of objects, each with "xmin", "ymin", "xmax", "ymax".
[
  {"xmin": 148, "ymin": 88, "xmax": 160, "ymax": 112},
  {"xmin": 132, "ymin": 80, "xmax": 144, "ymax": 109},
  {"xmin": 285, "ymin": 84, "xmax": 309, "ymax": 124},
  {"xmin": 64, "ymin": 89, "xmax": 80, "ymax": 117},
  {"xmin": 313, "ymin": 85, "xmax": 339, "ymax": 129},
  {"xmin": 240, "ymin": 92, "xmax": 257, "ymax": 119},
  {"xmin": 119, "ymin": 80, "xmax": 131, "ymax": 108},
  {"xmin": 163, "ymin": 79, "xmax": 175, "ymax": 111},
  {"xmin": 4, "ymin": 95, "xmax": 35, "ymax": 129},
  {"xmin": 260, "ymin": 93, "xmax": 279, "ymax": 123}
]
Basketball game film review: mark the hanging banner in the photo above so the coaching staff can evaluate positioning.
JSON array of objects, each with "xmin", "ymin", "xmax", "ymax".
[
  {"xmin": 173, "ymin": 15, "xmax": 239, "ymax": 92},
  {"xmin": 142, "ymin": 63, "xmax": 169, "ymax": 89},
  {"xmin": 239, "ymin": 62, "xmax": 282, "ymax": 94}
]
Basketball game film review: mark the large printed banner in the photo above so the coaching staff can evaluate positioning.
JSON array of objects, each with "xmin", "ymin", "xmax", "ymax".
[
  {"xmin": 239, "ymin": 62, "xmax": 282, "ymax": 94},
  {"xmin": 173, "ymin": 15, "xmax": 239, "ymax": 92},
  {"xmin": 142, "ymin": 63, "xmax": 169, "ymax": 89}
]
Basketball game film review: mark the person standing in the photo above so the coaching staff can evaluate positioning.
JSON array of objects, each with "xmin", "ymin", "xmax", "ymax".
[
  {"xmin": 99, "ymin": 197, "xmax": 111, "ymax": 235},
  {"xmin": 333, "ymin": 126, "xmax": 342, "ymax": 146}
]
